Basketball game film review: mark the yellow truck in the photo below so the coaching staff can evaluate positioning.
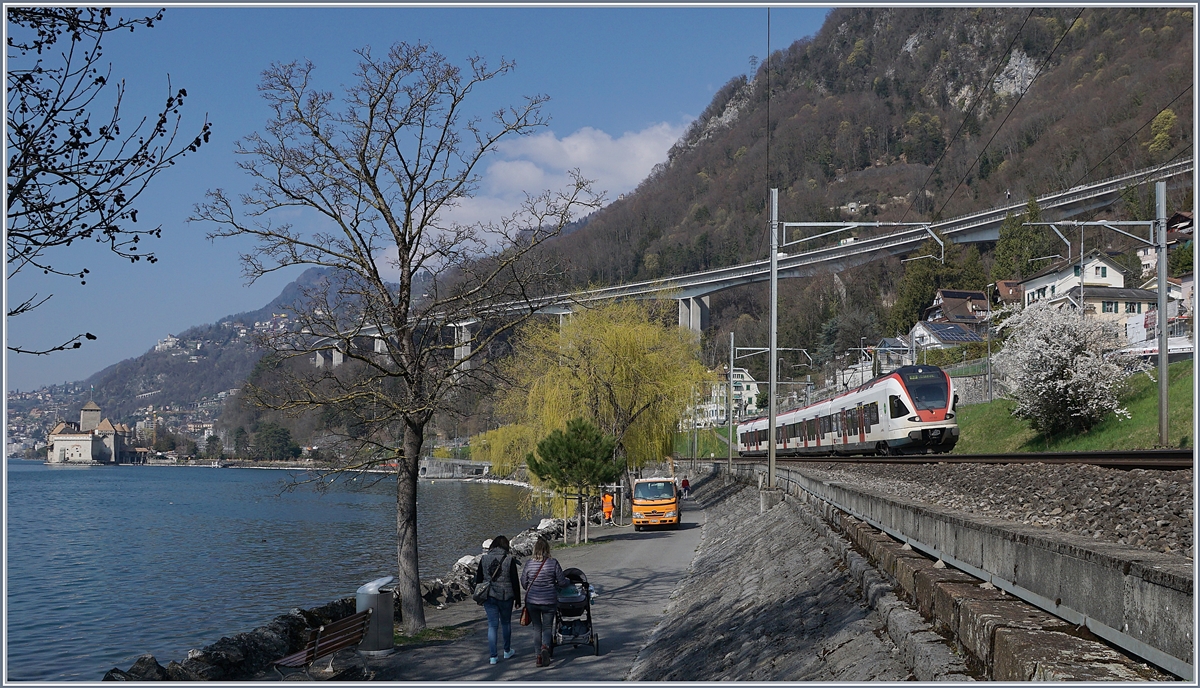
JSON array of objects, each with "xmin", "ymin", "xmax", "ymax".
[{"xmin": 631, "ymin": 477, "xmax": 681, "ymax": 531}]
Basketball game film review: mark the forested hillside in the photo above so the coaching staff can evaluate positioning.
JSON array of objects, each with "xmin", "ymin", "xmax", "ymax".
[
  {"xmin": 38, "ymin": 8, "xmax": 1193, "ymax": 439},
  {"xmin": 540, "ymin": 7, "xmax": 1193, "ymax": 380}
]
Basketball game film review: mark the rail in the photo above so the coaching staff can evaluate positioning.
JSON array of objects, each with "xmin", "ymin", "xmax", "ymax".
[{"xmin": 749, "ymin": 448, "xmax": 1193, "ymax": 470}]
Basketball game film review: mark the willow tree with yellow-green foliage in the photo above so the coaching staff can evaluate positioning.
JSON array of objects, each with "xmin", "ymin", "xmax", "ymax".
[
  {"xmin": 470, "ymin": 423, "xmax": 537, "ymax": 477},
  {"xmin": 500, "ymin": 299, "xmax": 714, "ymax": 473}
]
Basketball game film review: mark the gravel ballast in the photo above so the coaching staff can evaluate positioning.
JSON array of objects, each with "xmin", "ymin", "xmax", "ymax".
[{"xmin": 792, "ymin": 462, "xmax": 1194, "ymax": 559}]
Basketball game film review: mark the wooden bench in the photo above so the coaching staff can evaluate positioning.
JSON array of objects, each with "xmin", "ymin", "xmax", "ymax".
[{"xmin": 272, "ymin": 608, "xmax": 373, "ymax": 680}]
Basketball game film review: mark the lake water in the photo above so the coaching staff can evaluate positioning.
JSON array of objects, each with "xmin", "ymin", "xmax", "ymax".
[{"xmin": 5, "ymin": 459, "xmax": 541, "ymax": 681}]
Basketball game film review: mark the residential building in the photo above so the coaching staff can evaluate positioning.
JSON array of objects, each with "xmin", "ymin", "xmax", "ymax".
[
  {"xmin": 874, "ymin": 337, "xmax": 910, "ymax": 370},
  {"xmin": 155, "ymin": 334, "xmax": 180, "ymax": 352},
  {"xmin": 922, "ymin": 289, "xmax": 989, "ymax": 335},
  {"xmin": 1018, "ymin": 250, "xmax": 1130, "ymax": 307},
  {"xmin": 908, "ymin": 321, "xmax": 983, "ymax": 357},
  {"xmin": 693, "ymin": 367, "xmax": 761, "ymax": 426},
  {"xmin": 1058, "ymin": 286, "xmax": 1158, "ymax": 342},
  {"xmin": 994, "ymin": 279, "xmax": 1024, "ymax": 305},
  {"xmin": 1136, "ymin": 211, "xmax": 1192, "ymax": 277}
]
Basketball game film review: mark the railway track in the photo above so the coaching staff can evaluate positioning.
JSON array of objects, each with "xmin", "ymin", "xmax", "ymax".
[{"xmin": 752, "ymin": 448, "xmax": 1194, "ymax": 470}]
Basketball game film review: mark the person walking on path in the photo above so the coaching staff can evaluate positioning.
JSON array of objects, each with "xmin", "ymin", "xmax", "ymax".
[
  {"xmin": 520, "ymin": 536, "xmax": 570, "ymax": 667},
  {"xmin": 680, "ymin": 477, "xmax": 690, "ymax": 499},
  {"xmin": 474, "ymin": 535, "xmax": 522, "ymax": 665},
  {"xmin": 602, "ymin": 492, "xmax": 615, "ymax": 525}
]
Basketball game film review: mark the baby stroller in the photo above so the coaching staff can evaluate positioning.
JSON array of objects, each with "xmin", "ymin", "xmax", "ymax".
[{"xmin": 551, "ymin": 568, "xmax": 599, "ymax": 656}]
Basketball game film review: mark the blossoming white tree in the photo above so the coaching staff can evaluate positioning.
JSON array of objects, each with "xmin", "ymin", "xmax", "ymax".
[{"xmin": 993, "ymin": 302, "xmax": 1142, "ymax": 436}]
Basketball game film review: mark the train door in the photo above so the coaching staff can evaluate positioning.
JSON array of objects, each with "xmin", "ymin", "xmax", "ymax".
[{"xmin": 857, "ymin": 403, "xmax": 866, "ymax": 444}]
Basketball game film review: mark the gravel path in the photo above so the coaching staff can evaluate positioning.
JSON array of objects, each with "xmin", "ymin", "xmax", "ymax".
[
  {"xmin": 627, "ymin": 480, "xmax": 920, "ymax": 681},
  {"xmin": 794, "ymin": 463, "xmax": 1194, "ymax": 559}
]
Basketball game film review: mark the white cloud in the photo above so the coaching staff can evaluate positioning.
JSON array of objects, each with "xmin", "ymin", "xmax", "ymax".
[
  {"xmin": 492, "ymin": 122, "xmax": 687, "ymax": 198},
  {"xmin": 375, "ymin": 120, "xmax": 691, "ymax": 281}
]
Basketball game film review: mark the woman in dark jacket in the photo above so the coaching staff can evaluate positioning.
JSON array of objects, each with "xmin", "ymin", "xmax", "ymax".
[
  {"xmin": 474, "ymin": 535, "xmax": 522, "ymax": 664},
  {"xmin": 520, "ymin": 536, "xmax": 569, "ymax": 667}
]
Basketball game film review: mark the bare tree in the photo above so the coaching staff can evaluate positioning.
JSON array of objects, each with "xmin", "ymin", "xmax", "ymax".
[
  {"xmin": 6, "ymin": 7, "xmax": 211, "ymax": 354},
  {"xmin": 192, "ymin": 42, "xmax": 601, "ymax": 632}
]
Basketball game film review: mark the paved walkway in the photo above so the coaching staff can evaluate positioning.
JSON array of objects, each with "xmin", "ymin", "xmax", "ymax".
[{"xmin": 367, "ymin": 489, "xmax": 707, "ymax": 681}]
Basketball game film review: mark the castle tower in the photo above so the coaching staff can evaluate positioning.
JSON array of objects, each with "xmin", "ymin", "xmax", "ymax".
[{"xmin": 80, "ymin": 401, "xmax": 101, "ymax": 433}]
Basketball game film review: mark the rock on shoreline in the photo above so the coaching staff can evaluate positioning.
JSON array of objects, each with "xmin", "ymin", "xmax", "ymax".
[{"xmin": 102, "ymin": 517, "xmax": 571, "ymax": 681}]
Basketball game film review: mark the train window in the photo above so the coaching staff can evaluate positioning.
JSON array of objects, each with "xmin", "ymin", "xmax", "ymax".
[
  {"xmin": 900, "ymin": 370, "xmax": 949, "ymax": 410},
  {"xmin": 889, "ymin": 395, "xmax": 909, "ymax": 418}
]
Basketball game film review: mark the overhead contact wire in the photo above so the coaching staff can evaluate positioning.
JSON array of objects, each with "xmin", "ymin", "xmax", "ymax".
[
  {"xmin": 900, "ymin": 8, "xmax": 1036, "ymax": 222},
  {"xmin": 926, "ymin": 8, "xmax": 1089, "ymax": 219}
]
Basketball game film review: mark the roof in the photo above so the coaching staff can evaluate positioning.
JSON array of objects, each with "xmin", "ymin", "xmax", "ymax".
[
  {"xmin": 1019, "ymin": 249, "xmax": 1129, "ymax": 285},
  {"xmin": 924, "ymin": 289, "xmax": 989, "ymax": 323},
  {"xmin": 1063, "ymin": 286, "xmax": 1158, "ymax": 301},
  {"xmin": 95, "ymin": 418, "xmax": 116, "ymax": 433},
  {"xmin": 81, "ymin": 400, "xmax": 101, "ymax": 411},
  {"xmin": 1139, "ymin": 276, "xmax": 1182, "ymax": 289},
  {"xmin": 917, "ymin": 322, "xmax": 984, "ymax": 344},
  {"xmin": 1167, "ymin": 211, "xmax": 1193, "ymax": 232},
  {"xmin": 876, "ymin": 337, "xmax": 908, "ymax": 350},
  {"xmin": 936, "ymin": 289, "xmax": 987, "ymax": 301}
]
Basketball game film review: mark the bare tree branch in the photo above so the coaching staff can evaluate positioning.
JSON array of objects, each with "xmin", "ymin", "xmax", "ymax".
[{"xmin": 192, "ymin": 42, "xmax": 603, "ymax": 633}]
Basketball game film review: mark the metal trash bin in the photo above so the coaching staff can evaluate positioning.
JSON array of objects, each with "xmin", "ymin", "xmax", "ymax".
[{"xmin": 356, "ymin": 576, "xmax": 396, "ymax": 656}]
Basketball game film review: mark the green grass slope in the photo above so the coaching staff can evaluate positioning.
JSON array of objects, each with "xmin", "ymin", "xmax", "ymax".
[
  {"xmin": 674, "ymin": 426, "xmax": 735, "ymax": 459},
  {"xmin": 954, "ymin": 360, "xmax": 1193, "ymax": 454}
]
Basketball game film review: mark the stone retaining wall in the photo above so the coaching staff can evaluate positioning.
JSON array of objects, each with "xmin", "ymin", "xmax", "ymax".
[{"xmin": 721, "ymin": 463, "xmax": 1177, "ymax": 681}]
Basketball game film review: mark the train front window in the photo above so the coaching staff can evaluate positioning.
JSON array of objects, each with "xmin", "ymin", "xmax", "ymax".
[{"xmin": 901, "ymin": 370, "xmax": 949, "ymax": 410}]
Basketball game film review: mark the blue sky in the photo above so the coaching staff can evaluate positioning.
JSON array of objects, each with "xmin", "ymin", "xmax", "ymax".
[{"xmin": 6, "ymin": 5, "xmax": 831, "ymax": 391}]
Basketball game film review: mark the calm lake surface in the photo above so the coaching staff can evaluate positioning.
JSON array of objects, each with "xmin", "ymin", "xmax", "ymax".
[{"xmin": 5, "ymin": 459, "xmax": 541, "ymax": 681}]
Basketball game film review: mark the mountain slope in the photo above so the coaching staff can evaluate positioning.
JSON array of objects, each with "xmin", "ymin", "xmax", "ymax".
[{"xmin": 546, "ymin": 7, "xmax": 1193, "ymax": 289}]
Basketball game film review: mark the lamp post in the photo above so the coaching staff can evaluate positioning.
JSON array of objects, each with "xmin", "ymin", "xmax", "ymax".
[
  {"xmin": 727, "ymin": 331, "xmax": 734, "ymax": 475},
  {"xmin": 767, "ymin": 188, "xmax": 778, "ymax": 489},
  {"xmin": 985, "ymin": 282, "xmax": 994, "ymax": 402}
]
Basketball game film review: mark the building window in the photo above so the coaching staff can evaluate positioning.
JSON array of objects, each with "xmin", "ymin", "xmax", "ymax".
[
  {"xmin": 1050, "ymin": 285, "xmax": 1055, "ymax": 295},
  {"xmin": 1102, "ymin": 301, "xmax": 1117, "ymax": 313},
  {"xmin": 1095, "ymin": 266, "xmax": 1107, "ymax": 277},
  {"xmin": 1037, "ymin": 287, "xmax": 1046, "ymax": 298},
  {"xmin": 1125, "ymin": 302, "xmax": 1142, "ymax": 314},
  {"xmin": 1074, "ymin": 266, "xmax": 1081, "ymax": 276}
]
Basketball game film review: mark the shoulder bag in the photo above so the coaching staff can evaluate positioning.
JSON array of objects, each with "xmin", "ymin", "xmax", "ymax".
[
  {"xmin": 520, "ymin": 558, "xmax": 548, "ymax": 625},
  {"xmin": 472, "ymin": 556, "xmax": 503, "ymax": 604}
]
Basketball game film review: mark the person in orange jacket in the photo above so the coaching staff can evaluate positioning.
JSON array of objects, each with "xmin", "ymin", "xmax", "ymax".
[{"xmin": 601, "ymin": 492, "xmax": 615, "ymax": 525}]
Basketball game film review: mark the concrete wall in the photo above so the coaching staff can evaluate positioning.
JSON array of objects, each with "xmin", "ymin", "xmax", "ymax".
[
  {"xmin": 418, "ymin": 458, "xmax": 489, "ymax": 479},
  {"xmin": 717, "ymin": 462, "xmax": 1191, "ymax": 680}
]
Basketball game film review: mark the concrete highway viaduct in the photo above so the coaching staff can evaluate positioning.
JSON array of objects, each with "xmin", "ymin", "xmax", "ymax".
[{"xmin": 311, "ymin": 158, "xmax": 1192, "ymax": 366}]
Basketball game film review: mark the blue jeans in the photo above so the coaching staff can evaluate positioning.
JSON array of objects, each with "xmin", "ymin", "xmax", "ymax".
[{"xmin": 483, "ymin": 598, "xmax": 514, "ymax": 658}]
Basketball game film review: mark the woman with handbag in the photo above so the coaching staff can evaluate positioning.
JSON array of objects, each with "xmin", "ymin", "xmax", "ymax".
[
  {"xmin": 520, "ymin": 536, "xmax": 570, "ymax": 667},
  {"xmin": 474, "ymin": 535, "xmax": 522, "ymax": 665}
]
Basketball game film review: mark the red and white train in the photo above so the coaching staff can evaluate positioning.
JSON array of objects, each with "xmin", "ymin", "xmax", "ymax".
[{"xmin": 737, "ymin": 365, "xmax": 959, "ymax": 457}]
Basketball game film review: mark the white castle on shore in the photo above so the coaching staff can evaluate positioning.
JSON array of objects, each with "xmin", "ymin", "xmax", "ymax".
[{"xmin": 46, "ymin": 402, "xmax": 134, "ymax": 464}]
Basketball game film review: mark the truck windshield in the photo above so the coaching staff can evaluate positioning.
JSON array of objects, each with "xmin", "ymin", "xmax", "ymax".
[
  {"xmin": 900, "ymin": 369, "xmax": 948, "ymax": 410},
  {"xmin": 633, "ymin": 481, "xmax": 675, "ymax": 501}
]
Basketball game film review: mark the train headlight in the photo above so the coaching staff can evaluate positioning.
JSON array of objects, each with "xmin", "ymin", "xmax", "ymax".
[{"xmin": 907, "ymin": 415, "xmax": 920, "ymax": 422}]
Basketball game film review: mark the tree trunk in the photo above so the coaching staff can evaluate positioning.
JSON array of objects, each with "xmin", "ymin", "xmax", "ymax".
[
  {"xmin": 583, "ymin": 494, "xmax": 590, "ymax": 543},
  {"xmin": 397, "ymin": 422, "xmax": 427, "ymax": 634},
  {"xmin": 574, "ymin": 495, "xmax": 581, "ymax": 545}
]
